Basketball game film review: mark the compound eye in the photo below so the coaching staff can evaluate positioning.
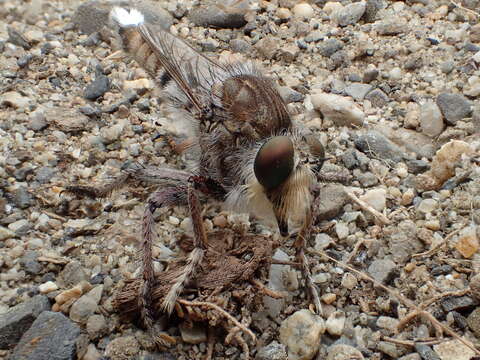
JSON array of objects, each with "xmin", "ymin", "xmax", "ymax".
[
  {"xmin": 304, "ymin": 134, "xmax": 326, "ymax": 170},
  {"xmin": 254, "ymin": 136, "xmax": 294, "ymax": 190}
]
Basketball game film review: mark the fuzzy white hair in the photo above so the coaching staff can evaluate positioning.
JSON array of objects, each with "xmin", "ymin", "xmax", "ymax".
[{"xmin": 110, "ymin": 7, "xmax": 144, "ymax": 27}]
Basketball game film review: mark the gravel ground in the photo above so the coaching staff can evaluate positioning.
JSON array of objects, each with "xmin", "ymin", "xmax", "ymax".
[{"xmin": 1, "ymin": 0, "xmax": 480, "ymax": 359}]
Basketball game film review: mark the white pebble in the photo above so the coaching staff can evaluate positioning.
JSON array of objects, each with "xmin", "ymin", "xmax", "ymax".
[
  {"xmin": 39, "ymin": 281, "xmax": 58, "ymax": 294},
  {"xmin": 292, "ymin": 3, "xmax": 314, "ymax": 18}
]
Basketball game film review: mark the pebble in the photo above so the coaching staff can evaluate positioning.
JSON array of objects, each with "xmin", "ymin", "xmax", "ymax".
[
  {"xmin": 341, "ymin": 273, "xmax": 358, "ymax": 289},
  {"xmin": 86, "ymin": 315, "xmax": 107, "ymax": 338},
  {"xmin": 1, "ymin": 91, "xmax": 31, "ymax": 109},
  {"xmin": 69, "ymin": 285, "xmax": 103, "ymax": 324},
  {"xmin": 315, "ymin": 184, "xmax": 349, "ymax": 221},
  {"xmin": 59, "ymin": 261, "xmax": 89, "ymax": 287},
  {"xmin": 470, "ymin": 274, "xmax": 480, "ymax": 300},
  {"xmin": 335, "ymin": 222, "xmax": 349, "ymax": 240},
  {"xmin": 420, "ymin": 101, "xmax": 444, "ymax": 137},
  {"xmin": 415, "ymin": 140, "xmax": 473, "ymax": 191},
  {"xmin": 101, "ymin": 124, "xmax": 124, "ymax": 144},
  {"xmin": 376, "ymin": 316, "xmax": 400, "ymax": 333},
  {"xmin": 325, "ymin": 311, "xmax": 345, "ymax": 336},
  {"xmin": 467, "ymin": 307, "xmax": 480, "ymax": 337},
  {"xmin": 365, "ymin": 88, "xmax": 389, "ymax": 107},
  {"xmin": 311, "ymin": 92, "xmax": 364, "ymax": 127},
  {"xmin": 433, "ymin": 339, "xmax": 476, "ymax": 360},
  {"xmin": 36, "ymin": 166, "xmax": 56, "ymax": 184},
  {"xmin": 104, "ymin": 335, "xmax": 140, "ymax": 360},
  {"xmin": 441, "ymin": 296, "xmax": 478, "ymax": 313},
  {"xmin": 332, "ymin": 2, "xmax": 366, "ymax": 26},
  {"xmin": 436, "ymin": 93, "xmax": 472, "ymax": 125},
  {"xmin": 189, "ymin": 5, "xmax": 247, "ymax": 28},
  {"xmin": 417, "ymin": 199, "xmax": 438, "ymax": 214},
  {"xmin": 82, "ymin": 344, "xmax": 102, "ymax": 360},
  {"xmin": 326, "ymin": 344, "xmax": 364, "ymax": 360},
  {"xmin": 368, "ymin": 259, "xmax": 396, "ymax": 284},
  {"xmin": 179, "ymin": 322, "xmax": 207, "ymax": 344},
  {"xmin": 0, "ymin": 295, "xmax": 50, "ymax": 348},
  {"xmin": 264, "ymin": 249, "xmax": 291, "ymax": 319},
  {"xmin": 415, "ymin": 344, "xmax": 440, "ymax": 360},
  {"xmin": 256, "ymin": 341, "xmax": 287, "ymax": 360},
  {"xmin": 314, "ymin": 233, "xmax": 333, "ymax": 250},
  {"xmin": 344, "ymin": 83, "xmax": 373, "ymax": 101},
  {"xmin": 0, "ymin": 226, "xmax": 15, "ymax": 241},
  {"xmin": 354, "ymin": 131, "xmax": 404, "ymax": 164},
  {"xmin": 28, "ymin": 109, "xmax": 48, "ymax": 131},
  {"xmin": 454, "ymin": 225, "xmax": 478, "ymax": 259},
  {"xmin": 292, "ymin": 3, "xmax": 314, "ymax": 19},
  {"xmin": 10, "ymin": 311, "xmax": 80, "ymax": 360},
  {"xmin": 359, "ymin": 188, "xmax": 386, "ymax": 211},
  {"xmin": 84, "ymin": 74, "xmax": 110, "ymax": 101},
  {"xmin": 15, "ymin": 187, "xmax": 33, "ymax": 209},
  {"xmin": 375, "ymin": 19, "xmax": 407, "ymax": 35},
  {"xmin": 279, "ymin": 309, "xmax": 325, "ymax": 360},
  {"xmin": 9, "ymin": 219, "xmax": 31, "ymax": 235},
  {"xmin": 38, "ymin": 281, "xmax": 58, "ymax": 294},
  {"xmin": 319, "ymin": 38, "xmax": 344, "ymax": 57}
]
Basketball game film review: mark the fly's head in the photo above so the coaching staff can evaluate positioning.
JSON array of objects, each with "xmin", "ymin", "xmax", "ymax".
[{"xmin": 228, "ymin": 132, "xmax": 327, "ymax": 237}]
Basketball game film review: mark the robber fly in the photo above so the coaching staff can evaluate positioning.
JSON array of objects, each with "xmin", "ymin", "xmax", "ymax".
[{"xmin": 71, "ymin": 7, "xmax": 328, "ymax": 341}]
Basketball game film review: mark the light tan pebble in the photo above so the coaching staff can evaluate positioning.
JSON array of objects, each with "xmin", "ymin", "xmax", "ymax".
[
  {"xmin": 168, "ymin": 216, "xmax": 180, "ymax": 225},
  {"xmin": 123, "ymin": 78, "xmax": 152, "ymax": 91},
  {"xmin": 39, "ymin": 281, "xmax": 58, "ymax": 294},
  {"xmin": 292, "ymin": 3, "xmax": 314, "ymax": 18},
  {"xmin": 455, "ymin": 225, "xmax": 479, "ymax": 259},
  {"xmin": 323, "ymin": 1, "xmax": 343, "ymax": 15},
  {"xmin": 276, "ymin": 8, "xmax": 292, "ymax": 20},
  {"xmin": 359, "ymin": 188, "xmax": 387, "ymax": 212},
  {"xmin": 424, "ymin": 220, "xmax": 440, "ymax": 231},
  {"xmin": 321, "ymin": 293, "xmax": 337, "ymax": 304},
  {"xmin": 401, "ymin": 188, "xmax": 415, "ymax": 206},
  {"xmin": 212, "ymin": 215, "xmax": 227, "ymax": 228}
]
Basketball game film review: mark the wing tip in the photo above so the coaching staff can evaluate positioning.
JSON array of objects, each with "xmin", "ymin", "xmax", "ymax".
[{"xmin": 111, "ymin": 7, "xmax": 144, "ymax": 27}]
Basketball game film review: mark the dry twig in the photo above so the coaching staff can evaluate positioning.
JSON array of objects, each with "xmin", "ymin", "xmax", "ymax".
[{"xmin": 346, "ymin": 191, "xmax": 390, "ymax": 225}]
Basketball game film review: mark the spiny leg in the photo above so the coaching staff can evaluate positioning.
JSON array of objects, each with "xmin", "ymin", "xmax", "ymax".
[{"xmin": 293, "ymin": 208, "xmax": 322, "ymax": 316}]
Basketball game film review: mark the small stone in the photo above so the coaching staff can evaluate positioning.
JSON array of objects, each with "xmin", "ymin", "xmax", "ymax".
[
  {"xmin": 0, "ymin": 295, "xmax": 50, "ymax": 348},
  {"xmin": 179, "ymin": 322, "xmax": 207, "ymax": 344},
  {"xmin": 441, "ymin": 296, "xmax": 478, "ymax": 313},
  {"xmin": 1, "ymin": 91, "xmax": 31, "ymax": 109},
  {"xmin": 455, "ymin": 225, "xmax": 479, "ymax": 259},
  {"xmin": 292, "ymin": 3, "xmax": 314, "ymax": 19},
  {"xmin": 467, "ymin": 307, "xmax": 480, "ymax": 337},
  {"xmin": 59, "ymin": 261, "xmax": 88, "ymax": 287},
  {"xmin": 278, "ymin": 87, "xmax": 304, "ymax": 103},
  {"xmin": 86, "ymin": 315, "xmax": 107, "ymax": 339},
  {"xmin": 104, "ymin": 335, "xmax": 140, "ymax": 360},
  {"xmin": 417, "ymin": 199, "xmax": 438, "ymax": 214},
  {"xmin": 374, "ymin": 20, "xmax": 407, "ymax": 35},
  {"xmin": 83, "ymin": 344, "xmax": 102, "ymax": 360},
  {"xmin": 332, "ymin": 2, "xmax": 366, "ymax": 26},
  {"xmin": 321, "ymin": 293, "xmax": 336, "ymax": 304},
  {"xmin": 28, "ymin": 109, "xmax": 48, "ymax": 131},
  {"xmin": 341, "ymin": 273, "xmax": 358, "ymax": 290},
  {"xmin": 101, "ymin": 124, "xmax": 124, "ymax": 144},
  {"xmin": 420, "ymin": 101, "xmax": 444, "ymax": 137},
  {"xmin": 10, "ymin": 312, "xmax": 80, "ymax": 360},
  {"xmin": 414, "ymin": 344, "xmax": 440, "ymax": 360},
  {"xmin": 314, "ymin": 233, "xmax": 332, "ymax": 250},
  {"xmin": 470, "ymin": 274, "xmax": 480, "ymax": 300},
  {"xmin": 368, "ymin": 259, "xmax": 396, "ymax": 284},
  {"xmin": 315, "ymin": 184, "xmax": 349, "ymax": 221},
  {"xmin": 365, "ymin": 88, "xmax": 389, "ymax": 107},
  {"xmin": 325, "ymin": 311, "xmax": 345, "ymax": 336},
  {"xmin": 264, "ymin": 249, "xmax": 291, "ymax": 318},
  {"xmin": 69, "ymin": 285, "xmax": 103, "ymax": 324},
  {"xmin": 279, "ymin": 309, "xmax": 325, "ymax": 360},
  {"xmin": 440, "ymin": 60, "xmax": 455, "ymax": 74},
  {"xmin": 84, "ymin": 74, "xmax": 110, "ymax": 101},
  {"xmin": 433, "ymin": 339, "xmax": 476, "ymax": 360},
  {"xmin": 436, "ymin": 93, "xmax": 472, "ymax": 125},
  {"xmin": 39, "ymin": 281, "xmax": 58, "ymax": 294},
  {"xmin": 276, "ymin": 8, "xmax": 292, "ymax": 20},
  {"xmin": 326, "ymin": 344, "xmax": 364, "ymax": 360},
  {"xmin": 311, "ymin": 92, "xmax": 364, "ymax": 127},
  {"xmin": 230, "ymin": 39, "xmax": 252, "ymax": 53},
  {"xmin": 256, "ymin": 341, "xmax": 287, "ymax": 360},
  {"xmin": 0, "ymin": 226, "xmax": 15, "ymax": 241},
  {"xmin": 14, "ymin": 186, "xmax": 33, "ymax": 209},
  {"xmin": 123, "ymin": 79, "xmax": 152, "ymax": 92},
  {"xmin": 9, "ymin": 219, "xmax": 31, "ymax": 235},
  {"xmin": 49, "ymin": 107, "xmax": 88, "ymax": 133},
  {"xmin": 36, "ymin": 166, "xmax": 56, "ymax": 184},
  {"xmin": 359, "ymin": 188, "xmax": 386, "ymax": 211},
  {"xmin": 354, "ymin": 131, "xmax": 404, "ymax": 164},
  {"xmin": 344, "ymin": 83, "xmax": 373, "ymax": 101},
  {"xmin": 319, "ymin": 39, "xmax": 344, "ymax": 57},
  {"xmin": 189, "ymin": 5, "xmax": 247, "ymax": 28},
  {"xmin": 376, "ymin": 316, "xmax": 400, "ymax": 332},
  {"xmin": 335, "ymin": 222, "xmax": 349, "ymax": 240},
  {"xmin": 363, "ymin": 0, "xmax": 383, "ymax": 22}
]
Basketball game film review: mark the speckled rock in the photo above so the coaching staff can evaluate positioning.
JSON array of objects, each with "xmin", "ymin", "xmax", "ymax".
[
  {"xmin": 189, "ymin": 4, "xmax": 247, "ymax": 28},
  {"xmin": 104, "ymin": 335, "xmax": 140, "ymax": 360},
  {"xmin": 436, "ymin": 93, "xmax": 472, "ymax": 125}
]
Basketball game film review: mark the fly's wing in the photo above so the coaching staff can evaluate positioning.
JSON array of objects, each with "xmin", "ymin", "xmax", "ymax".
[
  {"xmin": 110, "ymin": 7, "xmax": 291, "ymax": 140},
  {"xmin": 111, "ymin": 7, "xmax": 228, "ymax": 116}
]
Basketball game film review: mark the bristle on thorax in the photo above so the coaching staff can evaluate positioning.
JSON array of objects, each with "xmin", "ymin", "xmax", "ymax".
[{"xmin": 111, "ymin": 7, "xmax": 144, "ymax": 27}]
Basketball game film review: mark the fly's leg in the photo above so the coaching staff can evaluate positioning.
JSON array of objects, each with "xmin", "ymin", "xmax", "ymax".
[{"xmin": 293, "ymin": 208, "xmax": 323, "ymax": 316}]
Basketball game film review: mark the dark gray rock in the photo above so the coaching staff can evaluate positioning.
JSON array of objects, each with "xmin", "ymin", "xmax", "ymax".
[
  {"xmin": 314, "ymin": 184, "xmax": 349, "ymax": 221},
  {"xmin": 406, "ymin": 159, "xmax": 430, "ymax": 174},
  {"xmin": 10, "ymin": 311, "xmax": 80, "ymax": 360},
  {"xmin": 354, "ymin": 131, "xmax": 405, "ymax": 164},
  {"xmin": 189, "ymin": 4, "xmax": 247, "ymax": 29},
  {"xmin": 0, "ymin": 296, "xmax": 50, "ymax": 349},
  {"xmin": 414, "ymin": 344, "xmax": 440, "ymax": 360},
  {"xmin": 20, "ymin": 251, "xmax": 42, "ymax": 275},
  {"xmin": 363, "ymin": 68, "xmax": 379, "ymax": 83},
  {"xmin": 319, "ymin": 38, "xmax": 344, "ymax": 57},
  {"xmin": 84, "ymin": 74, "xmax": 110, "ymax": 101},
  {"xmin": 7, "ymin": 27, "xmax": 31, "ymax": 50},
  {"xmin": 230, "ymin": 39, "xmax": 252, "ymax": 53},
  {"xmin": 441, "ymin": 296, "xmax": 478, "ymax": 313},
  {"xmin": 35, "ymin": 166, "xmax": 56, "ymax": 184},
  {"xmin": 363, "ymin": 0, "xmax": 385, "ymax": 22},
  {"xmin": 59, "ymin": 261, "xmax": 88, "ymax": 287},
  {"xmin": 436, "ymin": 93, "xmax": 473, "ymax": 125},
  {"xmin": 365, "ymin": 88, "xmax": 389, "ymax": 107},
  {"xmin": 278, "ymin": 87, "xmax": 304, "ymax": 103},
  {"xmin": 14, "ymin": 186, "xmax": 33, "ymax": 209}
]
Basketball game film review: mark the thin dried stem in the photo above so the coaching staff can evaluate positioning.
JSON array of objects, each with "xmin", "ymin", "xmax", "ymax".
[
  {"xmin": 412, "ymin": 228, "xmax": 462, "ymax": 258},
  {"xmin": 250, "ymin": 279, "xmax": 285, "ymax": 299},
  {"xmin": 346, "ymin": 191, "xmax": 390, "ymax": 225},
  {"xmin": 178, "ymin": 299, "xmax": 256, "ymax": 343}
]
